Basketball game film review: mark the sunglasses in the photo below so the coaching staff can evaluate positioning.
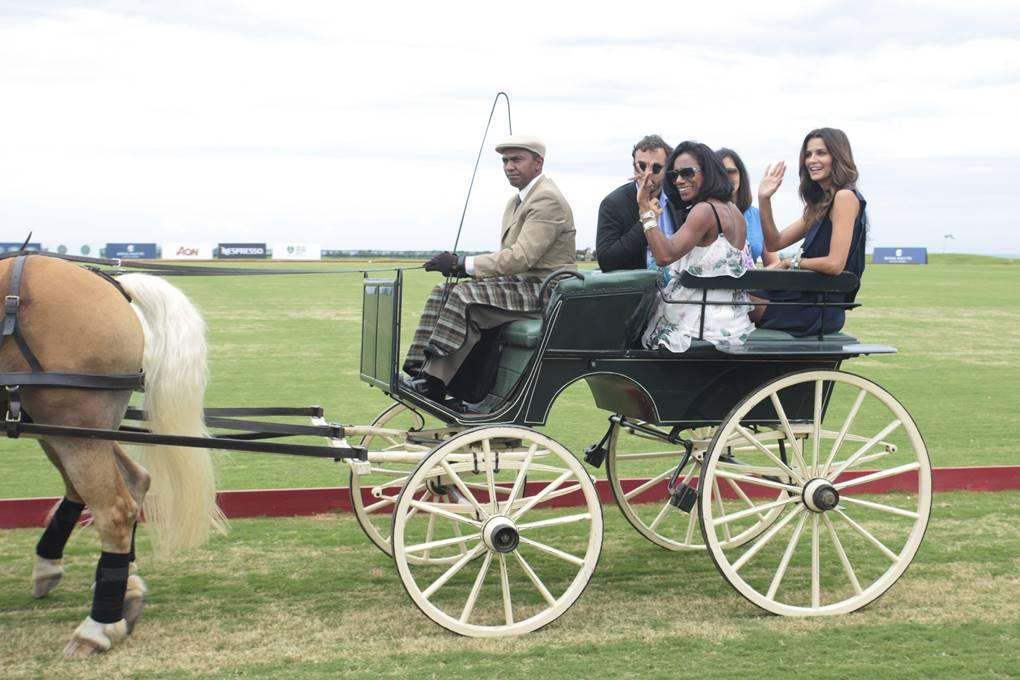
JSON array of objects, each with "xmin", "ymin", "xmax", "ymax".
[
  {"xmin": 666, "ymin": 166, "xmax": 701, "ymax": 183},
  {"xmin": 635, "ymin": 160, "xmax": 664, "ymax": 174}
]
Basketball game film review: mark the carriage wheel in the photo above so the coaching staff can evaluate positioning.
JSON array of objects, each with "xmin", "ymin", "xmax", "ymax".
[
  {"xmin": 699, "ymin": 370, "xmax": 931, "ymax": 616},
  {"xmin": 392, "ymin": 426, "xmax": 603, "ymax": 637},
  {"xmin": 352, "ymin": 402, "xmax": 460, "ymax": 562},
  {"xmin": 606, "ymin": 421, "xmax": 784, "ymax": 551}
]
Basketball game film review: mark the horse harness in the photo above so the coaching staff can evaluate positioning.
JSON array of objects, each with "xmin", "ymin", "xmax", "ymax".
[{"xmin": 1, "ymin": 252, "xmax": 145, "ymax": 438}]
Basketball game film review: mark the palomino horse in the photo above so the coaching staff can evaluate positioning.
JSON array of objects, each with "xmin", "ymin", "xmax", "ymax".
[{"xmin": 0, "ymin": 255, "xmax": 225, "ymax": 657}]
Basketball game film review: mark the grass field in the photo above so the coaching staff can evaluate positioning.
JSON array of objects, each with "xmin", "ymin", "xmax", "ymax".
[
  {"xmin": 1, "ymin": 492, "xmax": 1018, "ymax": 678},
  {"xmin": 1, "ymin": 256, "xmax": 1018, "ymax": 676},
  {"xmin": 2, "ymin": 256, "xmax": 1018, "ymax": 497}
]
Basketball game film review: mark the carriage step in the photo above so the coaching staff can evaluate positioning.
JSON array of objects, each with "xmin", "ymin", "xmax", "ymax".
[
  {"xmin": 583, "ymin": 441, "xmax": 608, "ymax": 468},
  {"xmin": 669, "ymin": 483, "xmax": 698, "ymax": 513}
]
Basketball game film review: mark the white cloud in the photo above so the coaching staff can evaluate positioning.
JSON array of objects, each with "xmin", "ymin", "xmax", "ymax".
[{"xmin": 1, "ymin": 1, "xmax": 1018, "ymax": 254}]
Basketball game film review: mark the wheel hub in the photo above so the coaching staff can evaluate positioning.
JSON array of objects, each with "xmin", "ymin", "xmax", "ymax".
[
  {"xmin": 482, "ymin": 516, "xmax": 520, "ymax": 553},
  {"xmin": 802, "ymin": 478, "xmax": 840, "ymax": 513}
]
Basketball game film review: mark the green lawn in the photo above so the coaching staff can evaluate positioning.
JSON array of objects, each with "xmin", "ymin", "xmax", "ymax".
[
  {"xmin": 1, "ymin": 491, "xmax": 1017, "ymax": 678},
  {"xmin": 2, "ymin": 257, "xmax": 1017, "ymax": 498}
]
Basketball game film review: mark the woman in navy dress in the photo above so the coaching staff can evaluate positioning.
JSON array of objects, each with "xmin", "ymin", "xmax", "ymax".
[{"xmin": 750, "ymin": 128, "xmax": 867, "ymax": 336}]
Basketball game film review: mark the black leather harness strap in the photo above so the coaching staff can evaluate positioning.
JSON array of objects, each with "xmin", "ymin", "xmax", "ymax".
[
  {"xmin": 3, "ymin": 255, "xmax": 44, "ymax": 372},
  {"xmin": 0, "ymin": 372, "xmax": 144, "ymax": 389}
]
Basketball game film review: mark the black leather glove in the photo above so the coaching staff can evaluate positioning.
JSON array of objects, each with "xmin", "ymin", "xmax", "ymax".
[{"xmin": 424, "ymin": 251, "xmax": 467, "ymax": 277}]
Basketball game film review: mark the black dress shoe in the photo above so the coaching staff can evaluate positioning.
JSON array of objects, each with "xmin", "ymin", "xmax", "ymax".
[{"xmin": 400, "ymin": 373, "xmax": 446, "ymax": 401}]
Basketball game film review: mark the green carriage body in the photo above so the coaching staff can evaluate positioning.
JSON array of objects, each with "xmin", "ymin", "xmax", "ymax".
[{"xmin": 359, "ymin": 268, "xmax": 894, "ymax": 429}]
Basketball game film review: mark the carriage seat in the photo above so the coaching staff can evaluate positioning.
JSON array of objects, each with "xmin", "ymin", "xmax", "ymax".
[{"xmin": 481, "ymin": 270, "xmax": 660, "ymax": 406}]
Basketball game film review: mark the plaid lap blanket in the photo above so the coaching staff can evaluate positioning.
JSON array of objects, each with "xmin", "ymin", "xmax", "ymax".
[{"xmin": 402, "ymin": 276, "xmax": 544, "ymax": 375}]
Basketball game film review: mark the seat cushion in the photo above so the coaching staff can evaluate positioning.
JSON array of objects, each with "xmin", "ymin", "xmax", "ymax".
[
  {"xmin": 747, "ymin": 328, "xmax": 858, "ymax": 343},
  {"xmin": 501, "ymin": 319, "xmax": 544, "ymax": 349}
]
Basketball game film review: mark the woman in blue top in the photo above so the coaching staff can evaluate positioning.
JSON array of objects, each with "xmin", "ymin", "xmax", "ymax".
[
  {"xmin": 716, "ymin": 148, "xmax": 778, "ymax": 267},
  {"xmin": 750, "ymin": 128, "xmax": 867, "ymax": 336}
]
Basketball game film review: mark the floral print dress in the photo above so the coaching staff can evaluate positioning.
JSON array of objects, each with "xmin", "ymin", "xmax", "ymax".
[{"xmin": 642, "ymin": 233, "xmax": 754, "ymax": 353}]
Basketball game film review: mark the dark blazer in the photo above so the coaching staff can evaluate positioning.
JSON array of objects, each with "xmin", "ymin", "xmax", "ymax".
[
  {"xmin": 596, "ymin": 181, "xmax": 691, "ymax": 272},
  {"xmin": 596, "ymin": 182, "xmax": 646, "ymax": 272}
]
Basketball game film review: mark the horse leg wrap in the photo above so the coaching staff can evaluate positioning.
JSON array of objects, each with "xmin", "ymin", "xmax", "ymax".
[
  {"xmin": 36, "ymin": 497, "xmax": 85, "ymax": 560},
  {"xmin": 91, "ymin": 551, "xmax": 130, "ymax": 624}
]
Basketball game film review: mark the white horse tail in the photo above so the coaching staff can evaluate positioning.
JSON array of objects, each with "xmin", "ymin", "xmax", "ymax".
[{"xmin": 117, "ymin": 273, "xmax": 228, "ymax": 552}]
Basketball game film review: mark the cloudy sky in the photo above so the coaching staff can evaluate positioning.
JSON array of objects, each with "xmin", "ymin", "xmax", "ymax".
[{"xmin": 1, "ymin": 0, "xmax": 1018, "ymax": 255}]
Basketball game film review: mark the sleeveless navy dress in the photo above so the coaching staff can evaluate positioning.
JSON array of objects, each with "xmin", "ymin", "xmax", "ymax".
[{"xmin": 758, "ymin": 190, "xmax": 867, "ymax": 337}]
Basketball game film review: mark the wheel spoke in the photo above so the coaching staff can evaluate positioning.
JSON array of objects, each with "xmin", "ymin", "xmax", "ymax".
[
  {"xmin": 511, "ymin": 470, "xmax": 575, "ymax": 520},
  {"xmin": 829, "ymin": 420, "xmax": 903, "ymax": 479},
  {"xmin": 648, "ymin": 499, "xmax": 673, "ymax": 532},
  {"xmin": 459, "ymin": 551, "xmax": 493, "ymax": 623},
  {"xmin": 422, "ymin": 543, "xmax": 486, "ymax": 599},
  {"xmin": 833, "ymin": 508, "xmax": 899, "ymax": 562},
  {"xmin": 483, "ymin": 438, "xmax": 499, "ymax": 514},
  {"xmin": 449, "ymin": 512, "xmax": 469, "ymax": 555},
  {"xmin": 811, "ymin": 513, "xmax": 820, "ymax": 608},
  {"xmin": 614, "ymin": 450, "xmax": 680, "ymax": 461},
  {"xmin": 833, "ymin": 462, "xmax": 921, "ymax": 491},
  {"xmin": 514, "ymin": 551, "xmax": 557, "ymax": 607},
  {"xmin": 499, "ymin": 554, "xmax": 514, "ymax": 626},
  {"xmin": 423, "ymin": 507, "xmax": 438, "ymax": 559},
  {"xmin": 622, "ymin": 467, "xmax": 675, "ymax": 502},
  {"xmin": 518, "ymin": 536, "xmax": 584, "ymax": 567},
  {"xmin": 731, "ymin": 505, "xmax": 805, "ymax": 572},
  {"xmin": 724, "ymin": 476, "xmax": 770, "ymax": 521},
  {"xmin": 822, "ymin": 388, "xmax": 867, "ymax": 475},
  {"xmin": 768, "ymin": 393, "xmax": 809, "ymax": 477},
  {"xmin": 364, "ymin": 495, "xmax": 398, "ymax": 514},
  {"xmin": 405, "ymin": 531, "xmax": 484, "ymax": 555},
  {"xmin": 766, "ymin": 511, "xmax": 807, "ymax": 599},
  {"xmin": 714, "ymin": 478, "xmax": 732, "ymax": 542},
  {"xmin": 440, "ymin": 460, "xmax": 488, "ymax": 519},
  {"xmin": 713, "ymin": 468, "xmax": 801, "ymax": 493},
  {"xmin": 823, "ymin": 514, "xmax": 862, "ymax": 595},
  {"xmin": 713, "ymin": 494, "xmax": 800, "ymax": 528},
  {"xmin": 503, "ymin": 443, "xmax": 538, "ymax": 513},
  {"xmin": 734, "ymin": 425, "xmax": 805, "ymax": 484},
  {"xmin": 684, "ymin": 502, "xmax": 698, "ymax": 544},
  {"xmin": 408, "ymin": 497, "xmax": 483, "ymax": 527},
  {"xmin": 838, "ymin": 495, "xmax": 920, "ymax": 520},
  {"xmin": 812, "ymin": 380, "xmax": 823, "ymax": 477},
  {"xmin": 517, "ymin": 512, "xmax": 592, "ymax": 531}
]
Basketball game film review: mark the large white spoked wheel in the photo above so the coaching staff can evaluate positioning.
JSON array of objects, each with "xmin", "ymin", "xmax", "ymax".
[
  {"xmin": 352, "ymin": 402, "xmax": 454, "ymax": 559},
  {"xmin": 699, "ymin": 370, "xmax": 931, "ymax": 616},
  {"xmin": 392, "ymin": 426, "xmax": 603, "ymax": 637}
]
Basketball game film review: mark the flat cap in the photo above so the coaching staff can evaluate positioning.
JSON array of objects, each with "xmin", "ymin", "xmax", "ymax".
[{"xmin": 494, "ymin": 135, "xmax": 546, "ymax": 159}]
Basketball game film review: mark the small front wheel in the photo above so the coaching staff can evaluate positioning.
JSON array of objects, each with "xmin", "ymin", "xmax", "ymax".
[{"xmin": 392, "ymin": 426, "xmax": 603, "ymax": 637}]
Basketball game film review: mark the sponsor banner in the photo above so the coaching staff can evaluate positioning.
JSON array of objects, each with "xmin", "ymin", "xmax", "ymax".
[
  {"xmin": 0, "ymin": 242, "xmax": 42, "ymax": 253},
  {"xmin": 162, "ymin": 243, "xmax": 214, "ymax": 260},
  {"xmin": 271, "ymin": 243, "xmax": 321, "ymax": 260},
  {"xmin": 106, "ymin": 243, "xmax": 158, "ymax": 259},
  {"xmin": 218, "ymin": 242, "xmax": 268, "ymax": 259},
  {"xmin": 48, "ymin": 243, "xmax": 104, "ymax": 257},
  {"xmin": 873, "ymin": 247, "xmax": 928, "ymax": 264}
]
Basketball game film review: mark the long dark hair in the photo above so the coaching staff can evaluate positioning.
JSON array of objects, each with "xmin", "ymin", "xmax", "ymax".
[
  {"xmin": 799, "ymin": 128, "xmax": 859, "ymax": 225},
  {"xmin": 716, "ymin": 147, "xmax": 751, "ymax": 212},
  {"xmin": 665, "ymin": 141, "xmax": 732, "ymax": 205}
]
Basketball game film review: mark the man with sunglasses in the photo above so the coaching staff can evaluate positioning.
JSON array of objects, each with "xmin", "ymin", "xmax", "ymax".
[
  {"xmin": 402, "ymin": 135, "xmax": 576, "ymax": 402},
  {"xmin": 596, "ymin": 135, "xmax": 676, "ymax": 272}
]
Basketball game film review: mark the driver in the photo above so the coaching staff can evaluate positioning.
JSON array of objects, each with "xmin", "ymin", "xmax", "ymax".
[{"xmin": 402, "ymin": 135, "xmax": 576, "ymax": 402}]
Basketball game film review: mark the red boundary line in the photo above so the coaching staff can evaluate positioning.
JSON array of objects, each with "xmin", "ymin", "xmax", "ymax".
[{"xmin": 2, "ymin": 465, "xmax": 1018, "ymax": 529}]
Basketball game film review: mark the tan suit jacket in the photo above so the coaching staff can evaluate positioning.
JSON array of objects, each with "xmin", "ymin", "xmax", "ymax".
[{"xmin": 472, "ymin": 175, "xmax": 577, "ymax": 279}]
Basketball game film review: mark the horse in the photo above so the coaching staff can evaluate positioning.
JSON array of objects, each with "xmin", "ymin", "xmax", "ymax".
[{"xmin": 0, "ymin": 254, "xmax": 225, "ymax": 658}]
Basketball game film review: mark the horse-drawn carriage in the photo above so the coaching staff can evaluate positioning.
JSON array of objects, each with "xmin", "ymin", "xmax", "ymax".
[
  {"xmin": 2, "ymin": 252, "xmax": 930, "ymax": 652},
  {"xmin": 352, "ymin": 266, "xmax": 931, "ymax": 635}
]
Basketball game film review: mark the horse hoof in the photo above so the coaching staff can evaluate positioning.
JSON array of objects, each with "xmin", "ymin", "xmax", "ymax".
[
  {"xmin": 32, "ymin": 557, "xmax": 64, "ymax": 599},
  {"xmin": 123, "ymin": 574, "xmax": 147, "ymax": 633},
  {"xmin": 63, "ymin": 617, "xmax": 128, "ymax": 659}
]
